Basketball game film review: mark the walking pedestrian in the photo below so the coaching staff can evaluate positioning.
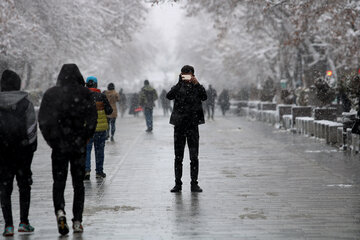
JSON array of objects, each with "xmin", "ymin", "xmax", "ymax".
[
  {"xmin": 206, "ymin": 84, "xmax": 217, "ymax": 119},
  {"xmin": 218, "ymin": 89, "xmax": 230, "ymax": 116},
  {"xmin": 139, "ymin": 80, "xmax": 158, "ymax": 132},
  {"xmin": 160, "ymin": 89, "xmax": 172, "ymax": 116},
  {"xmin": 0, "ymin": 70, "xmax": 37, "ymax": 237},
  {"xmin": 118, "ymin": 88, "xmax": 127, "ymax": 118},
  {"xmin": 85, "ymin": 76, "xmax": 113, "ymax": 180},
  {"xmin": 104, "ymin": 83, "xmax": 120, "ymax": 141},
  {"xmin": 38, "ymin": 64, "xmax": 97, "ymax": 235},
  {"xmin": 129, "ymin": 93, "xmax": 140, "ymax": 117},
  {"xmin": 166, "ymin": 65, "xmax": 207, "ymax": 193}
]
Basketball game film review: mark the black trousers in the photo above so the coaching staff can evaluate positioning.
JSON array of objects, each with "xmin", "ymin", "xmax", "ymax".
[
  {"xmin": 51, "ymin": 148, "xmax": 85, "ymax": 222},
  {"xmin": 173, "ymin": 125, "xmax": 200, "ymax": 186},
  {"xmin": 0, "ymin": 150, "xmax": 33, "ymax": 227}
]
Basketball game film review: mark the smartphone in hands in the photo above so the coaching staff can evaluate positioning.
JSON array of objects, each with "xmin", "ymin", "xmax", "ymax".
[{"xmin": 181, "ymin": 74, "xmax": 192, "ymax": 81}]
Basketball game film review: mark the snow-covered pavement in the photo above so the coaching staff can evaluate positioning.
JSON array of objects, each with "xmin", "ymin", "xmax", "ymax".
[{"xmin": 1, "ymin": 111, "xmax": 360, "ymax": 239}]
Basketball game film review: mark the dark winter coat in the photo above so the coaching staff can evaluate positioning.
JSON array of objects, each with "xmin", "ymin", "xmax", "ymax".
[
  {"xmin": 0, "ymin": 70, "xmax": 37, "ymax": 153},
  {"xmin": 167, "ymin": 79, "xmax": 207, "ymax": 126},
  {"xmin": 38, "ymin": 64, "xmax": 97, "ymax": 153}
]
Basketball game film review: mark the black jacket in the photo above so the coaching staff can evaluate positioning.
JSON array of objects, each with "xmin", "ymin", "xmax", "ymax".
[
  {"xmin": 167, "ymin": 79, "xmax": 207, "ymax": 126},
  {"xmin": 0, "ymin": 70, "xmax": 37, "ymax": 153},
  {"xmin": 38, "ymin": 64, "xmax": 97, "ymax": 152}
]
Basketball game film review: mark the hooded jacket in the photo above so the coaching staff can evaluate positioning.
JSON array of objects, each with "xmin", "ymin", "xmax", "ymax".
[
  {"xmin": 38, "ymin": 64, "xmax": 97, "ymax": 152},
  {"xmin": 0, "ymin": 70, "xmax": 37, "ymax": 152},
  {"xmin": 167, "ymin": 78, "xmax": 207, "ymax": 126}
]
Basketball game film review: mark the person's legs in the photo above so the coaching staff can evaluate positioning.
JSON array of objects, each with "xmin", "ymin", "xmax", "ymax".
[
  {"xmin": 173, "ymin": 125, "xmax": 187, "ymax": 188},
  {"xmin": 149, "ymin": 108, "xmax": 153, "ymax": 129},
  {"xmin": 0, "ymin": 157, "xmax": 15, "ymax": 227},
  {"xmin": 186, "ymin": 125, "xmax": 200, "ymax": 186},
  {"xmin": 15, "ymin": 151, "xmax": 33, "ymax": 225},
  {"xmin": 51, "ymin": 149, "xmax": 69, "ymax": 215},
  {"xmin": 144, "ymin": 108, "xmax": 152, "ymax": 130},
  {"xmin": 94, "ymin": 131, "xmax": 106, "ymax": 174},
  {"xmin": 211, "ymin": 104, "xmax": 215, "ymax": 119},
  {"xmin": 85, "ymin": 138, "xmax": 94, "ymax": 172},
  {"xmin": 110, "ymin": 118, "xmax": 116, "ymax": 138},
  {"xmin": 69, "ymin": 151, "xmax": 85, "ymax": 223},
  {"xmin": 206, "ymin": 104, "xmax": 211, "ymax": 119}
]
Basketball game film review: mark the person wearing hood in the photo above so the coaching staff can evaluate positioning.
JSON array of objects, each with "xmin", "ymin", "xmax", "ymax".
[
  {"xmin": 85, "ymin": 76, "xmax": 112, "ymax": 180},
  {"xmin": 104, "ymin": 83, "xmax": 120, "ymax": 141},
  {"xmin": 139, "ymin": 79, "xmax": 158, "ymax": 132},
  {"xmin": 38, "ymin": 64, "xmax": 97, "ymax": 235},
  {"xmin": 166, "ymin": 65, "xmax": 207, "ymax": 193},
  {"xmin": 0, "ymin": 70, "xmax": 37, "ymax": 236}
]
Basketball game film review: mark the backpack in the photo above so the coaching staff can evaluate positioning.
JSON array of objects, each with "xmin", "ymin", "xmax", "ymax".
[{"xmin": 0, "ymin": 98, "xmax": 28, "ymax": 149}]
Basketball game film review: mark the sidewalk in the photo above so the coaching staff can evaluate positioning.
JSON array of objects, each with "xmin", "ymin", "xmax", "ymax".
[{"xmin": 1, "ymin": 111, "xmax": 360, "ymax": 239}]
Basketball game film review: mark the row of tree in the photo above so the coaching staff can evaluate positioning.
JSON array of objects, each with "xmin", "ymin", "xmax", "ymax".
[
  {"xmin": 0, "ymin": 0, "xmax": 150, "ymax": 89},
  {"xmin": 154, "ymin": 0, "xmax": 360, "ymax": 90}
]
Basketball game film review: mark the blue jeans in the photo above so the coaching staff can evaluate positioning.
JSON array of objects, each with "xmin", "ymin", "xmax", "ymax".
[
  {"xmin": 106, "ymin": 118, "xmax": 116, "ymax": 138},
  {"xmin": 144, "ymin": 107, "xmax": 153, "ymax": 130},
  {"xmin": 85, "ymin": 131, "xmax": 106, "ymax": 173}
]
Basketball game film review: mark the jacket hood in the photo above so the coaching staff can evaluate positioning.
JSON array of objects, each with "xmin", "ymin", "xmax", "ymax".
[
  {"xmin": 56, "ymin": 64, "xmax": 85, "ymax": 87},
  {"xmin": 1, "ymin": 70, "xmax": 21, "ymax": 91},
  {"xmin": 0, "ymin": 91, "xmax": 28, "ymax": 109}
]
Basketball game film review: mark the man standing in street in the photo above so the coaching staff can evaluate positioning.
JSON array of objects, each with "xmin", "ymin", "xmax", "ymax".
[
  {"xmin": 38, "ymin": 64, "xmax": 97, "ymax": 235},
  {"xmin": 139, "ymin": 79, "xmax": 158, "ymax": 132},
  {"xmin": 166, "ymin": 65, "xmax": 207, "ymax": 193}
]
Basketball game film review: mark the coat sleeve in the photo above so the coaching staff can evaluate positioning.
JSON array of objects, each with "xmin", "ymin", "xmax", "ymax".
[
  {"xmin": 84, "ymin": 94, "xmax": 98, "ymax": 140},
  {"xmin": 197, "ymin": 84, "xmax": 208, "ymax": 101},
  {"xmin": 24, "ymin": 100, "xmax": 37, "ymax": 152},
  {"xmin": 38, "ymin": 90, "xmax": 60, "ymax": 149},
  {"xmin": 166, "ymin": 83, "xmax": 181, "ymax": 100},
  {"xmin": 139, "ymin": 90, "xmax": 145, "ymax": 107},
  {"xmin": 153, "ymin": 89, "xmax": 158, "ymax": 101}
]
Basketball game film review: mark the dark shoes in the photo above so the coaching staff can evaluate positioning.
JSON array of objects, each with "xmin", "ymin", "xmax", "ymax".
[
  {"xmin": 110, "ymin": 136, "xmax": 114, "ymax": 142},
  {"xmin": 146, "ymin": 127, "xmax": 152, "ymax": 132},
  {"xmin": 191, "ymin": 184, "xmax": 203, "ymax": 193},
  {"xmin": 170, "ymin": 185, "xmax": 182, "ymax": 193},
  {"xmin": 84, "ymin": 171, "xmax": 90, "ymax": 180},
  {"xmin": 96, "ymin": 172, "xmax": 106, "ymax": 178}
]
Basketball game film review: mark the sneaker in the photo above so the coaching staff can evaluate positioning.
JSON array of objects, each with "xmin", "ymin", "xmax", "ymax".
[
  {"xmin": 191, "ymin": 184, "xmax": 203, "ymax": 192},
  {"xmin": 170, "ymin": 185, "xmax": 182, "ymax": 193},
  {"xmin": 56, "ymin": 210, "xmax": 69, "ymax": 236},
  {"xmin": 84, "ymin": 172, "xmax": 90, "ymax": 181},
  {"xmin": 18, "ymin": 223, "xmax": 34, "ymax": 232},
  {"xmin": 110, "ymin": 136, "xmax": 114, "ymax": 142},
  {"xmin": 3, "ymin": 226, "xmax": 14, "ymax": 237},
  {"xmin": 72, "ymin": 221, "xmax": 83, "ymax": 233},
  {"xmin": 96, "ymin": 172, "xmax": 106, "ymax": 178}
]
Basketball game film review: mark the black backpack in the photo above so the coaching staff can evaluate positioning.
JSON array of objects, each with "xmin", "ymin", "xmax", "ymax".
[{"xmin": 0, "ymin": 98, "xmax": 28, "ymax": 149}]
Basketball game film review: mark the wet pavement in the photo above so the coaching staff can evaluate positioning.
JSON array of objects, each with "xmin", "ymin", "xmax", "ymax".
[{"xmin": 1, "ymin": 110, "xmax": 360, "ymax": 239}]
